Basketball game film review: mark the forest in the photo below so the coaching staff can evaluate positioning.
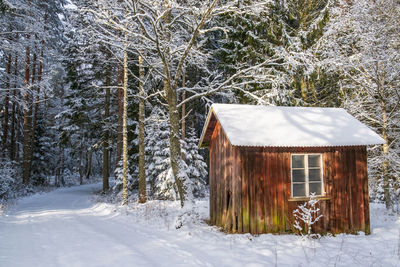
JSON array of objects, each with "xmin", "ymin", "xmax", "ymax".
[{"xmin": 0, "ymin": 0, "xmax": 399, "ymax": 211}]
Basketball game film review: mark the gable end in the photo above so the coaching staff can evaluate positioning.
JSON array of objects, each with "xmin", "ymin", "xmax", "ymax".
[{"xmin": 198, "ymin": 110, "xmax": 218, "ymax": 148}]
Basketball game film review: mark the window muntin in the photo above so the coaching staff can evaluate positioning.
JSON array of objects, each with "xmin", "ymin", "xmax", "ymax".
[{"xmin": 291, "ymin": 154, "xmax": 324, "ymax": 198}]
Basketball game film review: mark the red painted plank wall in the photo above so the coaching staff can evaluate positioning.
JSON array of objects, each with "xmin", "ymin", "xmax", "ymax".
[{"xmin": 209, "ymin": 122, "xmax": 370, "ymax": 235}]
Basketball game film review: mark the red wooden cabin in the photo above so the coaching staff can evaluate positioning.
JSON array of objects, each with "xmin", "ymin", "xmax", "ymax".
[{"xmin": 199, "ymin": 104, "xmax": 384, "ymax": 235}]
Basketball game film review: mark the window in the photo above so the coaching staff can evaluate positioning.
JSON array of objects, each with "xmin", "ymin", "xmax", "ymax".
[{"xmin": 291, "ymin": 154, "xmax": 324, "ymax": 198}]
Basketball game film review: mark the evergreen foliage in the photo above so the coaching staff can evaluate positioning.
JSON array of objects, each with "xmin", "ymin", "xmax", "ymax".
[
  {"xmin": 146, "ymin": 107, "xmax": 177, "ymax": 200},
  {"xmin": 182, "ymin": 127, "xmax": 207, "ymax": 198}
]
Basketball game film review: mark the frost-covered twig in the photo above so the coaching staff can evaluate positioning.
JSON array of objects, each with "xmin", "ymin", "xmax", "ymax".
[{"xmin": 293, "ymin": 193, "xmax": 323, "ymax": 239}]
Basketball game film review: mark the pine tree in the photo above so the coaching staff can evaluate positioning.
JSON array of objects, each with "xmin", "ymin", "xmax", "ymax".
[
  {"xmin": 214, "ymin": 0, "xmax": 332, "ymax": 106},
  {"xmin": 146, "ymin": 107, "xmax": 177, "ymax": 200},
  {"xmin": 267, "ymin": 0, "xmax": 331, "ymax": 105},
  {"xmin": 30, "ymin": 109, "xmax": 57, "ymax": 186},
  {"xmin": 182, "ymin": 127, "xmax": 207, "ymax": 198},
  {"xmin": 214, "ymin": 1, "xmax": 282, "ymax": 104},
  {"xmin": 0, "ymin": 0, "xmax": 68, "ymax": 186}
]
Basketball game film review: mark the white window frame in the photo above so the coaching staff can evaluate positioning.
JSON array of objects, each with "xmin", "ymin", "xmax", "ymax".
[{"xmin": 290, "ymin": 153, "xmax": 325, "ymax": 198}]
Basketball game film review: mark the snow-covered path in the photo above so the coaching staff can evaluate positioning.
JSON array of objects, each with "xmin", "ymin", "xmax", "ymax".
[
  {"xmin": 0, "ymin": 184, "xmax": 211, "ymax": 267},
  {"xmin": 0, "ymin": 184, "xmax": 399, "ymax": 267}
]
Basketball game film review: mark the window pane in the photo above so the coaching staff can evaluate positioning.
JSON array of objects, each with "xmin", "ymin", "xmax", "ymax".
[
  {"xmin": 292, "ymin": 155, "xmax": 305, "ymax": 168},
  {"xmin": 309, "ymin": 169, "xmax": 321, "ymax": 181},
  {"xmin": 293, "ymin": 183, "xmax": 306, "ymax": 197},
  {"xmin": 292, "ymin": 169, "xmax": 305, "ymax": 182},
  {"xmin": 308, "ymin": 155, "xmax": 321, "ymax": 168},
  {"xmin": 309, "ymin": 182, "xmax": 322, "ymax": 195}
]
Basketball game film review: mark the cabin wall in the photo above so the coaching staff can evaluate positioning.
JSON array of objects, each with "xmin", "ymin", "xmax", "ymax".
[
  {"xmin": 209, "ymin": 121, "xmax": 242, "ymax": 232},
  {"xmin": 209, "ymin": 123, "xmax": 370, "ymax": 235},
  {"xmin": 237, "ymin": 146, "xmax": 370, "ymax": 235},
  {"xmin": 239, "ymin": 148, "xmax": 290, "ymax": 234}
]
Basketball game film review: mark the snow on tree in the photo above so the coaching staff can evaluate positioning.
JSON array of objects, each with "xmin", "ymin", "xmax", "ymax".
[
  {"xmin": 182, "ymin": 127, "xmax": 207, "ymax": 198},
  {"xmin": 213, "ymin": 0, "xmax": 291, "ymax": 105},
  {"xmin": 145, "ymin": 108, "xmax": 206, "ymax": 200},
  {"xmin": 214, "ymin": 0, "xmax": 332, "ymax": 106},
  {"xmin": 83, "ymin": 0, "xmax": 291, "ymax": 206},
  {"xmin": 60, "ymin": 2, "xmax": 130, "ymax": 187},
  {"xmin": 0, "ymin": 0, "xmax": 69, "ymax": 188},
  {"xmin": 0, "ymin": 161, "xmax": 20, "ymax": 200},
  {"xmin": 267, "ymin": 0, "xmax": 332, "ymax": 106},
  {"xmin": 2, "ymin": 0, "xmax": 399, "ymax": 212},
  {"xmin": 145, "ymin": 107, "xmax": 177, "ymax": 200},
  {"xmin": 319, "ymin": 0, "xmax": 400, "ymax": 208}
]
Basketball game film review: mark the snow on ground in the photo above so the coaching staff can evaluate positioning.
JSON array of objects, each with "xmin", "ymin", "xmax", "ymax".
[{"xmin": 0, "ymin": 183, "xmax": 399, "ymax": 267}]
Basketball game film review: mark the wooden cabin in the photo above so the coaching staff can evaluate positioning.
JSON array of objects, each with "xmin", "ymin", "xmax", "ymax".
[{"xmin": 199, "ymin": 104, "xmax": 385, "ymax": 235}]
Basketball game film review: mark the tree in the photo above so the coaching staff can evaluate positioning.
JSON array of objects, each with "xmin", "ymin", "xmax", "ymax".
[
  {"xmin": 81, "ymin": 0, "xmax": 294, "ymax": 206},
  {"xmin": 145, "ymin": 107, "xmax": 177, "ymax": 200},
  {"xmin": 267, "ymin": 0, "xmax": 331, "ymax": 105},
  {"xmin": 121, "ymin": 23, "xmax": 129, "ymax": 205},
  {"xmin": 145, "ymin": 109, "xmax": 207, "ymax": 200},
  {"xmin": 182, "ymin": 127, "xmax": 207, "ymax": 198},
  {"xmin": 61, "ymin": 2, "xmax": 122, "ymax": 187},
  {"xmin": 320, "ymin": 0, "xmax": 400, "ymax": 208},
  {"xmin": 0, "ymin": 0, "xmax": 67, "ymax": 185},
  {"xmin": 214, "ymin": 0, "xmax": 289, "ymax": 105},
  {"xmin": 214, "ymin": 0, "xmax": 331, "ymax": 106},
  {"xmin": 138, "ymin": 51, "xmax": 146, "ymax": 203}
]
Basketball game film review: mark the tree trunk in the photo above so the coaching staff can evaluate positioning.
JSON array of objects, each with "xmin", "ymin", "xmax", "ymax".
[
  {"xmin": 181, "ymin": 71, "xmax": 186, "ymax": 159},
  {"xmin": 2, "ymin": 54, "xmax": 12, "ymax": 156},
  {"xmin": 300, "ymin": 75, "xmax": 307, "ymax": 103},
  {"xmin": 79, "ymin": 148, "xmax": 84, "ymax": 185},
  {"xmin": 163, "ymin": 1, "xmax": 187, "ymax": 207},
  {"xmin": 85, "ymin": 148, "xmax": 92, "ymax": 180},
  {"xmin": 380, "ymin": 98, "xmax": 390, "ymax": 209},
  {"xmin": 165, "ymin": 79, "xmax": 186, "ymax": 207},
  {"xmin": 29, "ymin": 50, "xmax": 37, "ymax": 171},
  {"xmin": 122, "ymin": 36, "xmax": 129, "ymax": 206},
  {"xmin": 60, "ymin": 145, "xmax": 65, "ymax": 186},
  {"xmin": 31, "ymin": 12, "xmax": 46, "ymax": 148},
  {"xmin": 117, "ymin": 65, "xmax": 123, "ymax": 166},
  {"xmin": 138, "ymin": 53, "xmax": 146, "ymax": 203},
  {"xmin": 55, "ymin": 166, "xmax": 59, "ymax": 187},
  {"xmin": 103, "ymin": 66, "xmax": 111, "ymax": 192},
  {"xmin": 310, "ymin": 69, "xmax": 318, "ymax": 103},
  {"xmin": 59, "ymin": 82, "xmax": 65, "ymax": 187},
  {"xmin": 16, "ymin": 104, "xmax": 21, "ymax": 162},
  {"xmin": 31, "ymin": 45, "xmax": 43, "ymax": 165},
  {"xmin": 22, "ymin": 103, "xmax": 32, "ymax": 185},
  {"xmin": 22, "ymin": 44, "xmax": 32, "ymax": 185},
  {"xmin": 10, "ymin": 55, "xmax": 17, "ymax": 160}
]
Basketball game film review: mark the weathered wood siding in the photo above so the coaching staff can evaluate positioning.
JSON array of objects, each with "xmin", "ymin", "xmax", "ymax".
[
  {"xmin": 209, "ymin": 123, "xmax": 370, "ymax": 234},
  {"xmin": 209, "ymin": 121, "xmax": 242, "ymax": 232}
]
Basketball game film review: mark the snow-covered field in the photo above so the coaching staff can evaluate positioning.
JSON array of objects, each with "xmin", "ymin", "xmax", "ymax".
[{"xmin": 0, "ymin": 183, "xmax": 399, "ymax": 267}]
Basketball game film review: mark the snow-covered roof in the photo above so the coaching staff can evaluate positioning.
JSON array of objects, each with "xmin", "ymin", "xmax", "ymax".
[{"xmin": 199, "ymin": 104, "xmax": 385, "ymax": 147}]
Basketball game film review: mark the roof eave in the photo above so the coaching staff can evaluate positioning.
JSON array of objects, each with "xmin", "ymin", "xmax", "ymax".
[
  {"xmin": 198, "ymin": 107, "xmax": 215, "ymax": 149},
  {"xmin": 229, "ymin": 142, "xmax": 385, "ymax": 148}
]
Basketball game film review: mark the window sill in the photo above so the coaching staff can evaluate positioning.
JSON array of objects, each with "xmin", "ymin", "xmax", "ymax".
[{"xmin": 288, "ymin": 196, "xmax": 331, "ymax": 202}]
